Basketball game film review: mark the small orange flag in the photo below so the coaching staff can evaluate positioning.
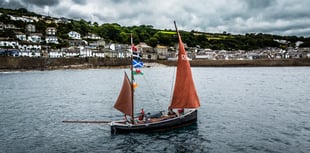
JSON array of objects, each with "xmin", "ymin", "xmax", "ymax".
[{"xmin": 133, "ymin": 82, "xmax": 138, "ymax": 89}]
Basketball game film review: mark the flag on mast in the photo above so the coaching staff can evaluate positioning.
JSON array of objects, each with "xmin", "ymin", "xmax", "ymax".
[
  {"xmin": 133, "ymin": 68, "xmax": 144, "ymax": 75},
  {"xmin": 130, "ymin": 33, "xmax": 144, "ymax": 69}
]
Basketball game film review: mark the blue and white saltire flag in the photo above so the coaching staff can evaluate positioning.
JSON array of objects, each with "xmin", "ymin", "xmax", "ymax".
[{"xmin": 132, "ymin": 59, "xmax": 144, "ymax": 68}]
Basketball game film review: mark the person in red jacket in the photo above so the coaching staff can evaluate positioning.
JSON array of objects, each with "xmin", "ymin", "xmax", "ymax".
[{"xmin": 138, "ymin": 108, "xmax": 145, "ymax": 121}]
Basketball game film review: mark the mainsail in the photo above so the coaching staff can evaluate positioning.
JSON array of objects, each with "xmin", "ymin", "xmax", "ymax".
[
  {"xmin": 169, "ymin": 22, "xmax": 200, "ymax": 109},
  {"xmin": 114, "ymin": 73, "xmax": 133, "ymax": 116}
]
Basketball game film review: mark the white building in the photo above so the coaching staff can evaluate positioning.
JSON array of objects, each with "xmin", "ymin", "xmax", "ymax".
[
  {"xmin": 9, "ymin": 15, "xmax": 34, "ymax": 23},
  {"xmin": 16, "ymin": 33, "xmax": 27, "ymax": 41},
  {"xmin": 92, "ymin": 51, "xmax": 105, "ymax": 58},
  {"xmin": 18, "ymin": 44, "xmax": 41, "ymax": 52},
  {"xmin": 68, "ymin": 31, "xmax": 81, "ymax": 39},
  {"xmin": 26, "ymin": 24, "xmax": 36, "ymax": 32},
  {"xmin": 46, "ymin": 27, "xmax": 57, "ymax": 35},
  {"xmin": 27, "ymin": 33, "xmax": 42, "ymax": 43},
  {"xmin": 49, "ymin": 51, "xmax": 65, "ymax": 58},
  {"xmin": 84, "ymin": 33, "xmax": 101, "ymax": 40},
  {"xmin": 45, "ymin": 36, "xmax": 59, "ymax": 44},
  {"xmin": 80, "ymin": 48, "xmax": 92, "ymax": 57},
  {"xmin": 0, "ymin": 40, "xmax": 19, "ymax": 48},
  {"xmin": 19, "ymin": 51, "xmax": 40, "ymax": 57}
]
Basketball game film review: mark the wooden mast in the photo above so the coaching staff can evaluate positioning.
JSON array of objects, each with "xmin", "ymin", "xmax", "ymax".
[
  {"xmin": 130, "ymin": 33, "xmax": 135, "ymax": 124},
  {"xmin": 174, "ymin": 20, "xmax": 178, "ymax": 35}
]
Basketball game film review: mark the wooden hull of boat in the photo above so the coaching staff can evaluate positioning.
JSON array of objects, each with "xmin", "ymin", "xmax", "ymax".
[{"xmin": 110, "ymin": 109, "xmax": 198, "ymax": 134}]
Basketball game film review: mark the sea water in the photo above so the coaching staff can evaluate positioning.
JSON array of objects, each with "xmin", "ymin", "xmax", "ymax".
[{"xmin": 0, "ymin": 67, "xmax": 309, "ymax": 153}]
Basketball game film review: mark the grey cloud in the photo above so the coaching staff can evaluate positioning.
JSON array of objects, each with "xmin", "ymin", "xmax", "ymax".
[
  {"xmin": 110, "ymin": 0, "xmax": 141, "ymax": 4},
  {"xmin": 22, "ymin": 0, "xmax": 60, "ymax": 7},
  {"xmin": 52, "ymin": 6, "xmax": 86, "ymax": 19},
  {"xmin": 0, "ymin": 0, "xmax": 24, "ymax": 9},
  {"xmin": 0, "ymin": 0, "xmax": 59, "ymax": 10},
  {"xmin": 1, "ymin": 0, "xmax": 309, "ymax": 36},
  {"xmin": 243, "ymin": 0, "xmax": 275, "ymax": 9},
  {"xmin": 72, "ymin": 0, "xmax": 86, "ymax": 5}
]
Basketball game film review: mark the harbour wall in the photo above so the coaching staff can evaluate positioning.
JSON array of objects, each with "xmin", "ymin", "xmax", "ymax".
[
  {"xmin": 158, "ymin": 59, "xmax": 310, "ymax": 67},
  {"xmin": 0, "ymin": 57, "xmax": 130, "ymax": 71}
]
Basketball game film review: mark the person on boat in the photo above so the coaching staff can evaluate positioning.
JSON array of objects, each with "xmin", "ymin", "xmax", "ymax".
[
  {"xmin": 138, "ymin": 108, "xmax": 145, "ymax": 121},
  {"xmin": 177, "ymin": 108, "xmax": 184, "ymax": 116},
  {"xmin": 168, "ymin": 108, "xmax": 177, "ymax": 117}
]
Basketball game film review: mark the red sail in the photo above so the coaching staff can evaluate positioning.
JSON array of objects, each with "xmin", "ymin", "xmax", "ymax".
[
  {"xmin": 114, "ymin": 73, "xmax": 133, "ymax": 116},
  {"xmin": 169, "ymin": 29, "xmax": 200, "ymax": 109}
]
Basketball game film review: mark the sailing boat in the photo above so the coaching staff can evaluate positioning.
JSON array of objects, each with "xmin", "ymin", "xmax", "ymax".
[{"xmin": 110, "ymin": 21, "xmax": 200, "ymax": 134}]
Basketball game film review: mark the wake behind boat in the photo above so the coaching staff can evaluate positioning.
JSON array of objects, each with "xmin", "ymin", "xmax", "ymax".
[{"xmin": 110, "ymin": 21, "xmax": 200, "ymax": 134}]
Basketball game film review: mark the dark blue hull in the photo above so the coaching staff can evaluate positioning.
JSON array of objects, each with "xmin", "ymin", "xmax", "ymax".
[{"xmin": 110, "ymin": 109, "xmax": 198, "ymax": 134}]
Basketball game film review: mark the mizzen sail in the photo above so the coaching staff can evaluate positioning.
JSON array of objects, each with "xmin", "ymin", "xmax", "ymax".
[{"xmin": 169, "ymin": 21, "xmax": 200, "ymax": 109}]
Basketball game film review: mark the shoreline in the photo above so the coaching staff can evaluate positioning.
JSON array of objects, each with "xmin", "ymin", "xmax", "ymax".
[{"xmin": 1, "ymin": 57, "xmax": 310, "ymax": 72}]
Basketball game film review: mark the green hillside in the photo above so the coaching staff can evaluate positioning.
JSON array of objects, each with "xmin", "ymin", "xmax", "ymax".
[{"xmin": 1, "ymin": 7, "xmax": 310, "ymax": 50}]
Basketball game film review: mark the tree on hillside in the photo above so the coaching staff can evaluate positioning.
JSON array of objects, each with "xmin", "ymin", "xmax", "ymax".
[
  {"xmin": 181, "ymin": 31, "xmax": 196, "ymax": 47},
  {"xmin": 153, "ymin": 31, "xmax": 175, "ymax": 46},
  {"xmin": 120, "ymin": 31, "xmax": 130, "ymax": 44},
  {"xmin": 147, "ymin": 36, "xmax": 158, "ymax": 48},
  {"xmin": 79, "ymin": 19, "xmax": 91, "ymax": 36},
  {"xmin": 300, "ymin": 42, "xmax": 310, "ymax": 47},
  {"xmin": 34, "ymin": 20, "xmax": 47, "ymax": 33},
  {"xmin": 196, "ymin": 34, "xmax": 208, "ymax": 48},
  {"xmin": 99, "ymin": 23, "xmax": 122, "ymax": 43},
  {"xmin": 0, "ymin": 13, "xmax": 11, "ymax": 23}
]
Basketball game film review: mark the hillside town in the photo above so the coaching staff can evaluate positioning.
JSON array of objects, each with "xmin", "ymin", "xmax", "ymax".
[{"xmin": 1, "ymin": 11, "xmax": 310, "ymax": 60}]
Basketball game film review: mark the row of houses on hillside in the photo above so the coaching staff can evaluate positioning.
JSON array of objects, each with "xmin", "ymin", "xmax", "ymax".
[
  {"xmin": 195, "ymin": 47, "xmax": 310, "ymax": 60},
  {"xmin": 2, "ymin": 40, "xmax": 310, "ymax": 60},
  {"xmin": 1, "ymin": 17, "xmax": 102, "ymax": 44},
  {"xmin": 0, "ymin": 38, "xmax": 173, "ymax": 59},
  {"xmin": 1, "ymin": 12, "xmax": 71, "ymax": 24}
]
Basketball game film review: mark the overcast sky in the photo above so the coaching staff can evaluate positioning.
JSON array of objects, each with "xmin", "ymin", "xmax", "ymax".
[{"xmin": 1, "ymin": 0, "xmax": 310, "ymax": 37}]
